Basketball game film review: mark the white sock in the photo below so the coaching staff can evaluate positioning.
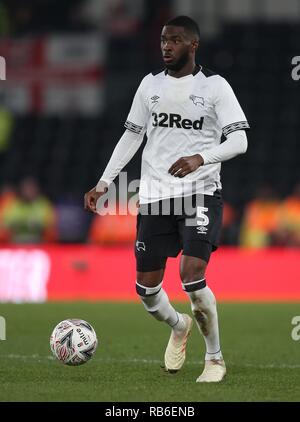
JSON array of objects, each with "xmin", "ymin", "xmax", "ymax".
[
  {"xmin": 136, "ymin": 281, "xmax": 186, "ymax": 333},
  {"xmin": 184, "ymin": 280, "xmax": 223, "ymax": 361}
]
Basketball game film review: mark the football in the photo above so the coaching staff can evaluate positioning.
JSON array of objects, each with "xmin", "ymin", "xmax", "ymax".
[{"xmin": 50, "ymin": 319, "xmax": 98, "ymax": 366}]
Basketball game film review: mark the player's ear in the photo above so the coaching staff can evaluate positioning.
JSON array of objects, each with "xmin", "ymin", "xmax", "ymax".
[{"xmin": 191, "ymin": 39, "xmax": 199, "ymax": 52}]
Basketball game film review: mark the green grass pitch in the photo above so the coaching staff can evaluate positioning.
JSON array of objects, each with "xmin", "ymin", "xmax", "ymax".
[{"xmin": 0, "ymin": 302, "xmax": 300, "ymax": 402}]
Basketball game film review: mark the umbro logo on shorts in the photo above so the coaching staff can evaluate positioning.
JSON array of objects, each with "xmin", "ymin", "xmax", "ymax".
[{"xmin": 197, "ymin": 226, "xmax": 208, "ymax": 234}]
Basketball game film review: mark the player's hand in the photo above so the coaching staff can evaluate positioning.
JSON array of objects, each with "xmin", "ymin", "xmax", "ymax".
[
  {"xmin": 168, "ymin": 154, "xmax": 204, "ymax": 178},
  {"xmin": 84, "ymin": 182, "xmax": 108, "ymax": 213}
]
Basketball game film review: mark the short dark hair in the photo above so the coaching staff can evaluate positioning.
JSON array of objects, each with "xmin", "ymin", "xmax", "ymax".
[{"xmin": 165, "ymin": 16, "xmax": 200, "ymax": 40}]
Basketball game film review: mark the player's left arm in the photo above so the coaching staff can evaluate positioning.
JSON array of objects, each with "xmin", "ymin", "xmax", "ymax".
[
  {"xmin": 169, "ymin": 76, "xmax": 249, "ymax": 178},
  {"xmin": 168, "ymin": 130, "xmax": 247, "ymax": 177}
]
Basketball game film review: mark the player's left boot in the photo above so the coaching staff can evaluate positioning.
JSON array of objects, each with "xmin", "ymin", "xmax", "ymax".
[
  {"xmin": 164, "ymin": 314, "xmax": 193, "ymax": 373},
  {"xmin": 196, "ymin": 359, "xmax": 226, "ymax": 382}
]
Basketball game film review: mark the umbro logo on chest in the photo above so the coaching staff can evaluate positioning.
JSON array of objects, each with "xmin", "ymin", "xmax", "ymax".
[{"xmin": 151, "ymin": 95, "xmax": 160, "ymax": 103}]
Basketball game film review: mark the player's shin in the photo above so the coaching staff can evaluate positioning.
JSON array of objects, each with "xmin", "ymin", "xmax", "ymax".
[
  {"xmin": 183, "ymin": 279, "xmax": 223, "ymax": 361},
  {"xmin": 136, "ymin": 281, "xmax": 186, "ymax": 332}
]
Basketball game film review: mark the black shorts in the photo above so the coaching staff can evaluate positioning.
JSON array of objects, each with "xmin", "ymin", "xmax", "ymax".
[{"xmin": 135, "ymin": 191, "xmax": 223, "ymax": 272}]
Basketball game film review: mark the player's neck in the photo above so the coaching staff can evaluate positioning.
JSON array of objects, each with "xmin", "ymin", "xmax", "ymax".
[{"xmin": 166, "ymin": 60, "xmax": 197, "ymax": 78}]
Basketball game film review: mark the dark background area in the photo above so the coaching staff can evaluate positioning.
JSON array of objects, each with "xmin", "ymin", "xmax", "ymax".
[{"xmin": 0, "ymin": 0, "xmax": 299, "ymax": 245}]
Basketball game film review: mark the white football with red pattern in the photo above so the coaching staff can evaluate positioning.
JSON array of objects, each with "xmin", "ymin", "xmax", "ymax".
[{"xmin": 50, "ymin": 319, "xmax": 98, "ymax": 365}]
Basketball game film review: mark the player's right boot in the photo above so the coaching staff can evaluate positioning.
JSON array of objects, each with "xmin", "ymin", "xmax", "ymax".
[{"xmin": 164, "ymin": 314, "xmax": 193, "ymax": 373}]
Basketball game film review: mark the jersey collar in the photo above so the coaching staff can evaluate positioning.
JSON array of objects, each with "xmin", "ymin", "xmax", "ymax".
[{"xmin": 164, "ymin": 64, "xmax": 202, "ymax": 77}]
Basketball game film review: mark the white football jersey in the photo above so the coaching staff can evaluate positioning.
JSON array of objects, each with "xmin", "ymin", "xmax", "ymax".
[{"xmin": 125, "ymin": 65, "xmax": 249, "ymax": 204}]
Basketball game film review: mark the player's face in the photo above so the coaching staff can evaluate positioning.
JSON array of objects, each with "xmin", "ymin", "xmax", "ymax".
[{"xmin": 161, "ymin": 26, "xmax": 197, "ymax": 71}]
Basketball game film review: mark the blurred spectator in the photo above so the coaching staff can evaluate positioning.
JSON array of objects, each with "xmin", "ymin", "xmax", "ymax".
[
  {"xmin": 1, "ymin": 177, "xmax": 56, "ymax": 243},
  {"xmin": 0, "ymin": 2, "xmax": 10, "ymax": 35},
  {"xmin": 239, "ymin": 185, "xmax": 281, "ymax": 248},
  {"xmin": 0, "ymin": 184, "xmax": 16, "ymax": 212},
  {"xmin": 272, "ymin": 183, "xmax": 300, "ymax": 247},
  {"xmin": 0, "ymin": 184, "xmax": 16, "ymax": 242},
  {"xmin": 0, "ymin": 108, "xmax": 14, "ymax": 181},
  {"xmin": 220, "ymin": 201, "xmax": 239, "ymax": 245},
  {"xmin": 0, "ymin": 107, "xmax": 13, "ymax": 153},
  {"xmin": 89, "ymin": 201, "xmax": 137, "ymax": 245},
  {"xmin": 55, "ymin": 194, "xmax": 92, "ymax": 243}
]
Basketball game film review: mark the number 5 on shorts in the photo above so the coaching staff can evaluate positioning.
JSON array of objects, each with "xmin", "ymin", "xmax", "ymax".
[{"xmin": 196, "ymin": 206, "xmax": 209, "ymax": 226}]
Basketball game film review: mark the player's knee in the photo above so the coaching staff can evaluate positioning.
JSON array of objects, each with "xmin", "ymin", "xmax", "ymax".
[
  {"xmin": 180, "ymin": 260, "xmax": 207, "ymax": 284},
  {"xmin": 136, "ymin": 269, "xmax": 164, "ymax": 286},
  {"xmin": 136, "ymin": 270, "xmax": 164, "ymax": 312}
]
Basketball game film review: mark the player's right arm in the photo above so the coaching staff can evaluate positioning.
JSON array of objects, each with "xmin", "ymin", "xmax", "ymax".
[{"xmin": 84, "ymin": 75, "xmax": 150, "ymax": 213}]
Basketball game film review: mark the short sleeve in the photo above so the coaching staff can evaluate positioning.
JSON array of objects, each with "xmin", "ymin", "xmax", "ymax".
[
  {"xmin": 124, "ymin": 75, "xmax": 150, "ymax": 134},
  {"xmin": 214, "ymin": 77, "xmax": 250, "ymax": 137}
]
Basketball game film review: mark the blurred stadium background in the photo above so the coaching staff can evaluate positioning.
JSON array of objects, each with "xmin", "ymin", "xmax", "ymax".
[{"xmin": 0, "ymin": 0, "xmax": 300, "ymax": 302}]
